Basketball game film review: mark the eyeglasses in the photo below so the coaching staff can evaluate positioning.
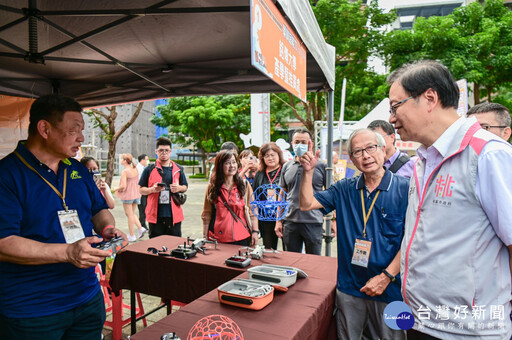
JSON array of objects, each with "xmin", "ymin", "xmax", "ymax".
[
  {"xmin": 481, "ymin": 125, "xmax": 508, "ymax": 131},
  {"xmin": 390, "ymin": 96, "xmax": 414, "ymax": 116},
  {"xmin": 351, "ymin": 144, "xmax": 379, "ymax": 158},
  {"xmin": 157, "ymin": 149, "xmax": 171, "ymax": 154},
  {"xmin": 264, "ymin": 153, "xmax": 278, "ymax": 159}
]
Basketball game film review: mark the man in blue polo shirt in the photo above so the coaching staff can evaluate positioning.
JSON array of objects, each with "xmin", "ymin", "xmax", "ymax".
[
  {"xmin": 299, "ymin": 128, "xmax": 409, "ymax": 340},
  {"xmin": 0, "ymin": 94, "xmax": 126, "ymax": 339}
]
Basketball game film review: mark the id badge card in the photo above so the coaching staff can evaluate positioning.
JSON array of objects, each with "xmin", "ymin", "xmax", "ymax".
[
  {"xmin": 351, "ymin": 238, "xmax": 372, "ymax": 268},
  {"xmin": 159, "ymin": 189, "xmax": 170, "ymax": 204},
  {"xmin": 267, "ymin": 188, "xmax": 276, "ymax": 201},
  {"xmin": 58, "ymin": 210, "xmax": 85, "ymax": 244}
]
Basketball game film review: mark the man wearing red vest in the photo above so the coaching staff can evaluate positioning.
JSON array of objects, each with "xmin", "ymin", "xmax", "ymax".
[{"xmin": 139, "ymin": 137, "xmax": 188, "ymax": 238}]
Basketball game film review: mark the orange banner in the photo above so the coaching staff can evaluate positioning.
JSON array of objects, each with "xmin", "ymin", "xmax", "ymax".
[{"xmin": 251, "ymin": 0, "xmax": 307, "ymax": 102}]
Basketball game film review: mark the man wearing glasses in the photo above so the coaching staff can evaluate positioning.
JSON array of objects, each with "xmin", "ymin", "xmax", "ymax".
[
  {"xmin": 467, "ymin": 102, "xmax": 511, "ymax": 142},
  {"xmin": 388, "ymin": 60, "xmax": 512, "ymax": 339},
  {"xmin": 0, "ymin": 95, "xmax": 126, "ymax": 339},
  {"xmin": 368, "ymin": 120, "xmax": 417, "ymax": 178},
  {"xmin": 299, "ymin": 128, "xmax": 409, "ymax": 340},
  {"xmin": 139, "ymin": 137, "xmax": 188, "ymax": 238}
]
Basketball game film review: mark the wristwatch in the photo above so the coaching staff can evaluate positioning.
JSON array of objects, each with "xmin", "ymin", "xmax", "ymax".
[
  {"xmin": 382, "ymin": 269, "xmax": 396, "ymax": 283},
  {"xmin": 252, "ymin": 230, "xmax": 260, "ymax": 236}
]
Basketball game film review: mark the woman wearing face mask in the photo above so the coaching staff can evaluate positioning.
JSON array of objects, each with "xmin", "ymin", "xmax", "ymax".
[
  {"xmin": 80, "ymin": 157, "xmax": 115, "ymax": 209},
  {"xmin": 252, "ymin": 142, "xmax": 285, "ymax": 250},
  {"xmin": 201, "ymin": 150, "xmax": 259, "ymax": 246}
]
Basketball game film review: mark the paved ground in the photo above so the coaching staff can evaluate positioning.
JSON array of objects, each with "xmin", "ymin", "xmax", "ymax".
[{"xmin": 102, "ymin": 175, "xmax": 337, "ymax": 339}]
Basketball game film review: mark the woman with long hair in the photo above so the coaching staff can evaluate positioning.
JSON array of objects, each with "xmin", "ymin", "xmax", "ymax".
[
  {"xmin": 252, "ymin": 142, "xmax": 285, "ymax": 250},
  {"xmin": 201, "ymin": 150, "xmax": 259, "ymax": 246},
  {"xmin": 80, "ymin": 157, "xmax": 115, "ymax": 209},
  {"xmin": 114, "ymin": 153, "xmax": 146, "ymax": 242}
]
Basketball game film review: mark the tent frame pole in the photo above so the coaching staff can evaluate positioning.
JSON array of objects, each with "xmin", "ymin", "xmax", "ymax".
[{"xmin": 324, "ymin": 89, "xmax": 334, "ymax": 257}]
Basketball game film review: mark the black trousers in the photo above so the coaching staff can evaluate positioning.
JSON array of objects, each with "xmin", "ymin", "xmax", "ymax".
[
  {"xmin": 138, "ymin": 195, "xmax": 147, "ymax": 228},
  {"xmin": 149, "ymin": 218, "xmax": 182, "ymax": 238}
]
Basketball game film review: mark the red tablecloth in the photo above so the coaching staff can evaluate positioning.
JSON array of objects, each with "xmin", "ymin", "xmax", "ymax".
[{"xmin": 109, "ymin": 236, "xmax": 338, "ymax": 339}]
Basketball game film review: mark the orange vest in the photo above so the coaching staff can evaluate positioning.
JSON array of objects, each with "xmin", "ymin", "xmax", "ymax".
[
  {"xmin": 208, "ymin": 184, "xmax": 250, "ymax": 243},
  {"xmin": 145, "ymin": 160, "xmax": 185, "ymax": 224}
]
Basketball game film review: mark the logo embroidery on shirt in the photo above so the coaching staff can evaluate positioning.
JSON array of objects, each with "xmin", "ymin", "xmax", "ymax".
[
  {"xmin": 434, "ymin": 174, "xmax": 455, "ymax": 198},
  {"xmin": 70, "ymin": 170, "xmax": 82, "ymax": 179}
]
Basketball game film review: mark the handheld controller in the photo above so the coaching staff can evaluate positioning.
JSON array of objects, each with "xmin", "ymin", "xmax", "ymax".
[{"xmin": 94, "ymin": 236, "xmax": 128, "ymax": 255}]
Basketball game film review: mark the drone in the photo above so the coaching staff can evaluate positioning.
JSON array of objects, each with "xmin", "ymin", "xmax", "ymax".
[
  {"xmin": 177, "ymin": 237, "xmax": 218, "ymax": 255},
  {"xmin": 239, "ymin": 245, "xmax": 280, "ymax": 260}
]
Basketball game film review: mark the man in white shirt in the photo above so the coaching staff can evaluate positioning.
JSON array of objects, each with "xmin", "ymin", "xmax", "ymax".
[
  {"xmin": 136, "ymin": 154, "xmax": 149, "ymax": 229},
  {"xmin": 388, "ymin": 60, "xmax": 512, "ymax": 339}
]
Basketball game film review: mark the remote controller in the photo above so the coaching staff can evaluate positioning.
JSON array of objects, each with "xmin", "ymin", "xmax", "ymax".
[{"xmin": 94, "ymin": 236, "xmax": 128, "ymax": 255}]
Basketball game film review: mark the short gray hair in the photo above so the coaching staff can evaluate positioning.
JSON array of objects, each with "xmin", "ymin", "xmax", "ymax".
[{"xmin": 347, "ymin": 128, "xmax": 386, "ymax": 156}]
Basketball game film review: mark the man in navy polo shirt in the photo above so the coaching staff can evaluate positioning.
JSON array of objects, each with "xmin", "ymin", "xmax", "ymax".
[
  {"xmin": 0, "ymin": 94, "xmax": 126, "ymax": 339},
  {"xmin": 299, "ymin": 128, "xmax": 409, "ymax": 340}
]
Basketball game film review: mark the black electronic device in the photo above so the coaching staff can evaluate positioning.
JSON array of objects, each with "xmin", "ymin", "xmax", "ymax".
[
  {"xmin": 170, "ymin": 247, "xmax": 197, "ymax": 259},
  {"xmin": 225, "ymin": 255, "xmax": 252, "ymax": 268},
  {"xmin": 157, "ymin": 182, "xmax": 166, "ymax": 187}
]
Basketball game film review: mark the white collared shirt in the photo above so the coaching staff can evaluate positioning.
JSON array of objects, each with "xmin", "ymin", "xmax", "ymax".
[{"xmin": 417, "ymin": 116, "xmax": 512, "ymax": 245}]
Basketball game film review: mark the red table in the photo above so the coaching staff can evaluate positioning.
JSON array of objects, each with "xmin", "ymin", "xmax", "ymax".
[{"xmin": 109, "ymin": 236, "xmax": 338, "ymax": 339}]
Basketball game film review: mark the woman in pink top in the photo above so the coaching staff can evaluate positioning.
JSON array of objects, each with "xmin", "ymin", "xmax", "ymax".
[{"xmin": 114, "ymin": 154, "xmax": 146, "ymax": 242}]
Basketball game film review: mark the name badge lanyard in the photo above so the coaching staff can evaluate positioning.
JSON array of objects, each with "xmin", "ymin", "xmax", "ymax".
[
  {"xmin": 266, "ymin": 166, "xmax": 281, "ymax": 202},
  {"xmin": 351, "ymin": 189, "xmax": 380, "ymax": 268},
  {"xmin": 266, "ymin": 166, "xmax": 281, "ymax": 185},
  {"xmin": 360, "ymin": 189, "xmax": 381, "ymax": 239},
  {"xmin": 14, "ymin": 151, "xmax": 69, "ymax": 211}
]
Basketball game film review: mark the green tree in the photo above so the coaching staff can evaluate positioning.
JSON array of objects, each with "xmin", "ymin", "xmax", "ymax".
[
  {"xmin": 152, "ymin": 96, "xmax": 248, "ymax": 175},
  {"xmin": 280, "ymin": 0, "xmax": 395, "ymax": 129},
  {"xmin": 382, "ymin": 0, "xmax": 512, "ymax": 104}
]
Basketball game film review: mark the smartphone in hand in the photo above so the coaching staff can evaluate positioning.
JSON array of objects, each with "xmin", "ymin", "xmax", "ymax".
[{"xmin": 92, "ymin": 173, "xmax": 102, "ymax": 187}]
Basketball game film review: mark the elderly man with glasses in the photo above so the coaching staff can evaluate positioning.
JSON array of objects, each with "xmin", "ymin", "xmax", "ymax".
[
  {"xmin": 139, "ymin": 137, "xmax": 188, "ymax": 238},
  {"xmin": 299, "ymin": 128, "xmax": 409, "ymax": 340},
  {"xmin": 388, "ymin": 60, "xmax": 512, "ymax": 339}
]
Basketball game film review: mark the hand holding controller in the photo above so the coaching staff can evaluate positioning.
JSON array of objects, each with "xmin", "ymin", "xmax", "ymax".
[{"xmin": 93, "ymin": 236, "xmax": 128, "ymax": 255}]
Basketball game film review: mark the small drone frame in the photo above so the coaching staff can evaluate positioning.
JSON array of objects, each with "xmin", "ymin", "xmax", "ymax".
[{"xmin": 239, "ymin": 245, "xmax": 280, "ymax": 260}]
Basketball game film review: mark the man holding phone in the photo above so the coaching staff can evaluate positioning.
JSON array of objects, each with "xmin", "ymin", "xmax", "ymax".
[
  {"xmin": 139, "ymin": 137, "xmax": 188, "ymax": 238},
  {"xmin": 0, "ymin": 94, "xmax": 126, "ymax": 339}
]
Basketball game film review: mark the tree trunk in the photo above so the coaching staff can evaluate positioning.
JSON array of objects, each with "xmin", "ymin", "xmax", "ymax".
[
  {"xmin": 105, "ymin": 137, "xmax": 117, "ymax": 187},
  {"xmin": 487, "ymin": 86, "xmax": 493, "ymax": 103},
  {"xmin": 474, "ymin": 83, "xmax": 480, "ymax": 105},
  {"xmin": 201, "ymin": 149, "xmax": 207, "ymax": 176}
]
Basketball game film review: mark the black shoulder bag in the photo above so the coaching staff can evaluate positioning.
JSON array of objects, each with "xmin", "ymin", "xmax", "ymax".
[
  {"xmin": 388, "ymin": 154, "xmax": 411, "ymax": 174},
  {"xmin": 155, "ymin": 165, "xmax": 187, "ymax": 205}
]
